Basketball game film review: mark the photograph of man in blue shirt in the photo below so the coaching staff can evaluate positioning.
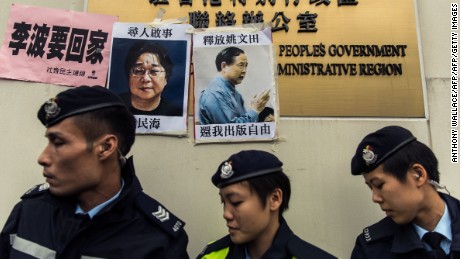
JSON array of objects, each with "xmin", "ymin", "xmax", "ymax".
[{"xmin": 198, "ymin": 47, "xmax": 271, "ymax": 125}]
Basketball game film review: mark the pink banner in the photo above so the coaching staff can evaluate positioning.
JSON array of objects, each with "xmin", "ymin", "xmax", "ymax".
[{"xmin": 0, "ymin": 4, "xmax": 118, "ymax": 87}]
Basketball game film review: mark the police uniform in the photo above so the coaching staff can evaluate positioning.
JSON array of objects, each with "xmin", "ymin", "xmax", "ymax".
[
  {"xmin": 0, "ymin": 86, "xmax": 189, "ymax": 258},
  {"xmin": 351, "ymin": 192, "xmax": 460, "ymax": 259},
  {"xmin": 350, "ymin": 126, "xmax": 460, "ymax": 259},
  {"xmin": 197, "ymin": 150, "xmax": 337, "ymax": 259},
  {"xmin": 0, "ymin": 157, "xmax": 188, "ymax": 258},
  {"xmin": 198, "ymin": 217, "xmax": 336, "ymax": 259}
]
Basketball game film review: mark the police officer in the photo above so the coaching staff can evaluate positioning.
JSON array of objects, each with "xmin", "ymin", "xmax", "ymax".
[
  {"xmin": 0, "ymin": 86, "xmax": 189, "ymax": 258},
  {"xmin": 350, "ymin": 125, "xmax": 460, "ymax": 258},
  {"xmin": 197, "ymin": 150, "xmax": 337, "ymax": 259}
]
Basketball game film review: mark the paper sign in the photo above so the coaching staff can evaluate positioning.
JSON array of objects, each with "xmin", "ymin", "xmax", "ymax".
[
  {"xmin": 0, "ymin": 4, "xmax": 117, "ymax": 87},
  {"xmin": 193, "ymin": 26, "xmax": 279, "ymax": 143},
  {"xmin": 108, "ymin": 23, "xmax": 192, "ymax": 135}
]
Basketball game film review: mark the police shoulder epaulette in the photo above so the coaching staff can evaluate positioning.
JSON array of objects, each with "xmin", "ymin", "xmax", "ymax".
[
  {"xmin": 21, "ymin": 183, "xmax": 49, "ymax": 199},
  {"xmin": 196, "ymin": 235, "xmax": 232, "ymax": 258},
  {"xmin": 361, "ymin": 217, "xmax": 398, "ymax": 244},
  {"xmin": 135, "ymin": 192, "xmax": 185, "ymax": 238}
]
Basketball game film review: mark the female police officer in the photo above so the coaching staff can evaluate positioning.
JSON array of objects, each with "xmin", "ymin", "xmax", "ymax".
[
  {"xmin": 197, "ymin": 150, "xmax": 336, "ymax": 259},
  {"xmin": 350, "ymin": 126, "xmax": 460, "ymax": 258}
]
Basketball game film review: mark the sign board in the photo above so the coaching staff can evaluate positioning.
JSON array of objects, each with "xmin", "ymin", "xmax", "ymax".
[{"xmin": 88, "ymin": 0, "xmax": 424, "ymax": 117}]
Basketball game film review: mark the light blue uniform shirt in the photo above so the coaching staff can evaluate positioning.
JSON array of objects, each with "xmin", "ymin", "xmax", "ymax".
[
  {"xmin": 75, "ymin": 180, "xmax": 124, "ymax": 219},
  {"xmin": 413, "ymin": 201, "xmax": 452, "ymax": 254}
]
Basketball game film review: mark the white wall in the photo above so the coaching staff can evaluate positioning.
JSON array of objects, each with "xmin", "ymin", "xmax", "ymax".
[{"xmin": 0, "ymin": 0, "xmax": 458, "ymax": 258}]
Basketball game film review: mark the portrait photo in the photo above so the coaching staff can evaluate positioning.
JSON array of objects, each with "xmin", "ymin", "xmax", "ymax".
[
  {"xmin": 193, "ymin": 28, "xmax": 279, "ymax": 143},
  {"xmin": 108, "ymin": 23, "xmax": 192, "ymax": 135}
]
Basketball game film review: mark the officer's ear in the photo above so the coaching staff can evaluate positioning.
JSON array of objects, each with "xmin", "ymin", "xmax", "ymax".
[
  {"xmin": 96, "ymin": 134, "xmax": 118, "ymax": 161},
  {"xmin": 268, "ymin": 188, "xmax": 283, "ymax": 211},
  {"xmin": 409, "ymin": 163, "xmax": 428, "ymax": 187}
]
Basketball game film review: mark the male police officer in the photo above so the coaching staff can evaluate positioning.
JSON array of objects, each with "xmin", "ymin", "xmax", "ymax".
[
  {"xmin": 197, "ymin": 150, "xmax": 337, "ymax": 259},
  {"xmin": 350, "ymin": 125, "xmax": 460, "ymax": 258},
  {"xmin": 0, "ymin": 86, "xmax": 189, "ymax": 258}
]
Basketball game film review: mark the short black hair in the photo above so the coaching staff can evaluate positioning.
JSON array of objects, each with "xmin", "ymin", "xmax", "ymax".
[
  {"xmin": 72, "ymin": 107, "xmax": 136, "ymax": 156},
  {"xmin": 124, "ymin": 41, "xmax": 173, "ymax": 79},
  {"xmin": 382, "ymin": 140, "xmax": 439, "ymax": 183},
  {"xmin": 215, "ymin": 47, "xmax": 245, "ymax": 72},
  {"xmin": 245, "ymin": 171, "xmax": 291, "ymax": 218}
]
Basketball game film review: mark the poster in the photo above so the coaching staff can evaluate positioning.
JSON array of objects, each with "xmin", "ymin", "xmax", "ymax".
[
  {"xmin": 0, "ymin": 4, "xmax": 117, "ymax": 87},
  {"xmin": 193, "ymin": 26, "xmax": 279, "ymax": 143},
  {"xmin": 108, "ymin": 23, "xmax": 192, "ymax": 135}
]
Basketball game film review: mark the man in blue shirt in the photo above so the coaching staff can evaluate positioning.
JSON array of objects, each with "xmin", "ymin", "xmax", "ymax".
[
  {"xmin": 198, "ymin": 47, "xmax": 270, "ymax": 125},
  {"xmin": 350, "ymin": 126, "xmax": 460, "ymax": 259}
]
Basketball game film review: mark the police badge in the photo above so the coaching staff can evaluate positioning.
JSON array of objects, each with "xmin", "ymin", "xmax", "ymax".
[
  {"xmin": 44, "ymin": 97, "xmax": 61, "ymax": 120},
  {"xmin": 362, "ymin": 145, "xmax": 378, "ymax": 166},
  {"xmin": 220, "ymin": 161, "xmax": 234, "ymax": 179}
]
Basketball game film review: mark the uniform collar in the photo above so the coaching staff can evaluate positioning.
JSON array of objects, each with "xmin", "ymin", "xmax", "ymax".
[
  {"xmin": 74, "ymin": 156, "xmax": 141, "ymax": 219},
  {"xmin": 442, "ymin": 192, "xmax": 460, "ymax": 253},
  {"xmin": 233, "ymin": 218, "xmax": 289, "ymax": 259},
  {"xmin": 412, "ymin": 201, "xmax": 452, "ymax": 242},
  {"xmin": 259, "ymin": 218, "xmax": 291, "ymax": 258},
  {"xmin": 75, "ymin": 179, "xmax": 125, "ymax": 219},
  {"xmin": 391, "ymin": 193, "xmax": 460, "ymax": 254}
]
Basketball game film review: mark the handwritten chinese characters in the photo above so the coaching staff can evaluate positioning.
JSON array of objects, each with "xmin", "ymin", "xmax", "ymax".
[{"xmin": 9, "ymin": 22, "xmax": 109, "ymax": 64}]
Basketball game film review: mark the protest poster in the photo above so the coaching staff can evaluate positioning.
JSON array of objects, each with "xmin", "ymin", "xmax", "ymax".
[
  {"xmin": 108, "ymin": 23, "xmax": 192, "ymax": 135},
  {"xmin": 193, "ymin": 25, "xmax": 279, "ymax": 143},
  {"xmin": 0, "ymin": 4, "xmax": 117, "ymax": 87}
]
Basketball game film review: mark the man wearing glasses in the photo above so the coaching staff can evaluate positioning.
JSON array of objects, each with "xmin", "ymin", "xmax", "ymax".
[{"xmin": 120, "ymin": 42, "xmax": 182, "ymax": 116}]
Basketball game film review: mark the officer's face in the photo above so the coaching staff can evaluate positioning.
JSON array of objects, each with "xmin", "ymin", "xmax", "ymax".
[
  {"xmin": 129, "ymin": 53, "xmax": 167, "ymax": 106},
  {"xmin": 363, "ymin": 164, "xmax": 424, "ymax": 225},
  {"xmin": 219, "ymin": 181, "xmax": 279, "ymax": 245},
  {"xmin": 37, "ymin": 117, "xmax": 108, "ymax": 198},
  {"xmin": 221, "ymin": 54, "xmax": 248, "ymax": 86}
]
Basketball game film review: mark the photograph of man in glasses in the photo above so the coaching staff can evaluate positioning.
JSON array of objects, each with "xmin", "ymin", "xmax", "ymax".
[{"xmin": 118, "ymin": 41, "xmax": 183, "ymax": 116}]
